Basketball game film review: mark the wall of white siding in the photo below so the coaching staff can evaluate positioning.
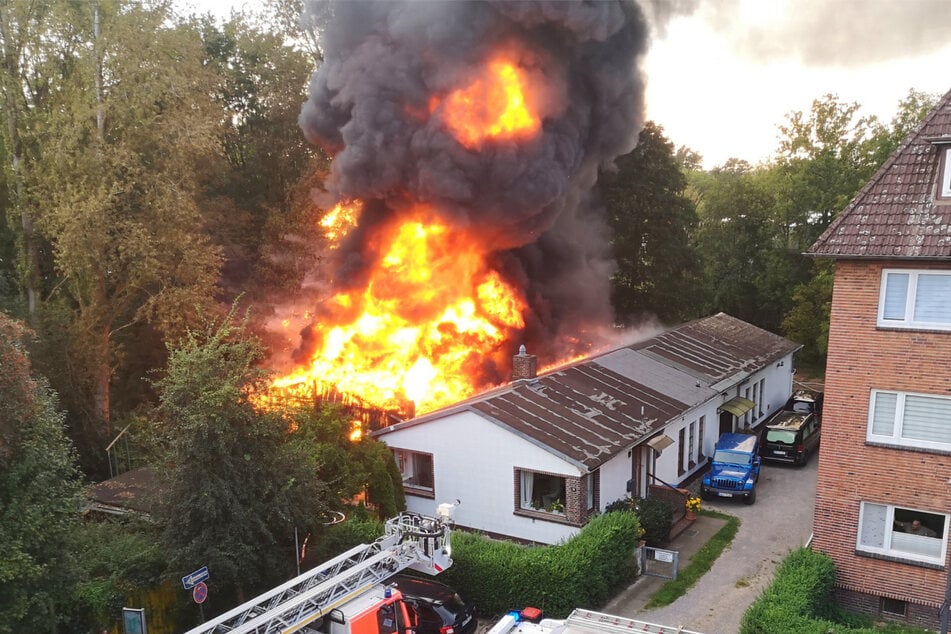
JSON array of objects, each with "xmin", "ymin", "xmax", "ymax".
[{"xmin": 379, "ymin": 410, "xmax": 582, "ymax": 544}]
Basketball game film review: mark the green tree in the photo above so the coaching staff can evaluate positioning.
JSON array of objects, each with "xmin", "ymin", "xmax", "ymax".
[
  {"xmin": 199, "ymin": 15, "xmax": 327, "ymax": 304},
  {"xmin": 691, "ymin": 160, "xmax": 779, "ymax": 328},
  {"xmin": 0, "ymin": 312, "xmax": 82, "ymax": 633},
  {"xmin": 29, "ymin": 3, "xmax": 224, "ymax": 464},
  {"xmin": 601, "ymin": 122, "xmax": 701, "ymax": 325},
  {"xmin": 153, "ymin": 312, "xmax": 330, "ymax": 614},
  {"xmin": 779, "ymin": 92, "xmax": 937, "ymax": 363}
]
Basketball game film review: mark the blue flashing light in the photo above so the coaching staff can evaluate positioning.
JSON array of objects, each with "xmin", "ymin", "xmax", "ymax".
[
  {"xmin": 384, "ymin": 586, "xmax": 392, "ymax": 599},
  {"xmin": 507, "ymin": 611, "xmax": 521, "ymax": 622}
]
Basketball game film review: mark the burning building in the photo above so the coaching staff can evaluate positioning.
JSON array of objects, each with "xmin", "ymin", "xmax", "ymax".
[{"xmin": 272, "ymin": 0, "xmax": 650, "ymax": 418}]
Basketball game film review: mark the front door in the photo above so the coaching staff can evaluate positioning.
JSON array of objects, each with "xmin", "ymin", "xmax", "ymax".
[{"xmin": 718, "ymin": 410, "xmax": 733, "ymax": 436}]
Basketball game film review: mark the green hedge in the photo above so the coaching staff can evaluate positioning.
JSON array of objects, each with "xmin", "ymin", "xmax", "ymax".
[
  {"xmin": 739, "ymin": 548, "xmax": 930, "ymax": 634},
  {"xmin": 439, "ymin": 511, "xmax": 641, "ymax": 619}
]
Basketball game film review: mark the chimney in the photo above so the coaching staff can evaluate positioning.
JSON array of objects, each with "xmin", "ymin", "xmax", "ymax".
[{"xmin": 512, "ymin": 344, "xmax": 537, "ymax": 381}]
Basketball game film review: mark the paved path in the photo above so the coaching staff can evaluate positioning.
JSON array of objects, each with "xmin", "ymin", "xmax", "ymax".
[{"xmin": 607, "ymin": 455, "xmax": 818, "ymax": 634}]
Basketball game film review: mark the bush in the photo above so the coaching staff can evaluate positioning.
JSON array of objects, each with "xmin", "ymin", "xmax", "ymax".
[
  {"xmin": 739, "ymin": 548, "xmax": 931, "ymax": 634},
  {"xmin": 439, "ymin": 511, "xmax": 641, "ymax": 618},
  {"xmin": 635, "ymin": 497, "xmax": 674, "ymax": 545}
]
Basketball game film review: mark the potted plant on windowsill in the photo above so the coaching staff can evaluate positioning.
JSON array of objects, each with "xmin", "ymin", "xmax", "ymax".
[
  {"xmin": 685, "ymin": 495, "xmax": 701, "ymax": 521},
  {"xmin": 546, "ymin": 498, "xmax": 565, "ymax": 514}
]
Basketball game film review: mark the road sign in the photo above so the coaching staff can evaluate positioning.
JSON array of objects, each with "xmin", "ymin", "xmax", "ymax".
[
  {"xmin": 193, "ymin": 581, "xmax": 208, "ymax": 604},
  {"xmin": 182, "ymin": 566, "xmax": 209, "ymax": 590}
]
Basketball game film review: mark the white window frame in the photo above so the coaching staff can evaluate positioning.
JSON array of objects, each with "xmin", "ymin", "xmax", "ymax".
[
  {"xmin": 857, "ymin": 501, "xmax": 948, "ymax": 565},
  {"xmin": 867, "ymin": 389, "xmax": 951, "ymax": 451},
  {"xmin": 940, "ymin": 147, "xmax": 951, "ymax": 199},
  {"xmin": 878, "ymin": 269, "xmax": 951, "ymax": 331}
]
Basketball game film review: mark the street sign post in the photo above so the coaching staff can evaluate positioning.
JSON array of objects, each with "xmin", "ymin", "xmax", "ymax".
[
  {"xmin": 193, "ymin": 581, "xmax": 208, "ymax": 604},
  {"xmin": 182, "ymin": 566, "xmax": 209, "ymax": 590}
]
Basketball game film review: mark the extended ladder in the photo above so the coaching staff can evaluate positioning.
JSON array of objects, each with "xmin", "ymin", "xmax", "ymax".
[{"xmin": 184, "ymin": 510, "xmax": 453, "ymax": 634}]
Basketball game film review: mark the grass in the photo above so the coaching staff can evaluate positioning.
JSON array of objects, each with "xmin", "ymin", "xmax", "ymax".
[{"xmin": 643, "ymin": 509, "xmax": 741, "ymax": 609}]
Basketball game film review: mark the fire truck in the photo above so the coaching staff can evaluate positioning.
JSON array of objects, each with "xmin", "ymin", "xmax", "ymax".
[
  {"xmin": 184, "ymin": 504, "xmax": 456, "ymax": 634},
  {"xmin": 487, "ymin": 607, "xmax": 704, "ymax": 634}
]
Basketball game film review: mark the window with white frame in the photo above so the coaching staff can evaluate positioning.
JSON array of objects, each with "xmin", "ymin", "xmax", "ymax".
[
  {"xmin": 394, "ymin": 449, "xmax": 434, "ymax": 493},
  {"xmin": 586, "ymin": 472, "xmax": 595, "ymax": 510},
  {"xmin": 878, "ymin": 269, "xmax": 951, "ymax": 330},
  {"xmin": 698, "ymin": 415, "xmax": 706, "ymax": 458},
  {"xmin": 940, "ymin": 146, "xmax": 951, "ymax": 199},
  {"xmin": 518, "ymin": 469, "xmax": 566, "ymax": 514},
  {"xmin": 688, "ymin": 421, "xmax": 696, "ymax": 466},
  {"xmin": 857, "ymin": 502, "xmax": 947, "ymax": 565},
  {"xmin": 867, "ymin": 389, "xmax": 951, "ymax": 450}
]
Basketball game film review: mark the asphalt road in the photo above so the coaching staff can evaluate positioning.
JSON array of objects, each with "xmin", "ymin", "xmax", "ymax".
[{"xmin": 638, "ymin": 453, "xmax": 819, "ymax": 634}]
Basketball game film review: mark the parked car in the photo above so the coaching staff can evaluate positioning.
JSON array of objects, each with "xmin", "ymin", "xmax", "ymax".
[
  {"xmin": 387, "ymin": 574, "xmax": 477, "ymax": 634},
  {"xmin": 759, "ymin": 409, "xmax": 820, "ymax": 465},
  {"xmin": 700, "ymin": 432, "xmax": 761, "ymax": 504}
]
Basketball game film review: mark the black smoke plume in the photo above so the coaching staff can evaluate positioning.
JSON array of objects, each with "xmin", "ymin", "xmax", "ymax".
[{"xmin": 297, "ymin": 0, "xmax": 648, "ymax": 369}]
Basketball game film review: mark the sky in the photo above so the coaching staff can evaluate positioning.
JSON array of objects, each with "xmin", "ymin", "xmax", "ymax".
[{"xmin": 180, "ymin": 0, "xmax": 951, "ymax": 169}]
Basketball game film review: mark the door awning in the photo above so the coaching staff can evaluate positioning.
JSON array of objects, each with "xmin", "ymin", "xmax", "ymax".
[
  {"xmin": 646, "ymin": 434, "xmax": 675, "ymax": 454},
  {"xmin": 719, "ymin": 396, "xmax": 756, "ymax": 417}
]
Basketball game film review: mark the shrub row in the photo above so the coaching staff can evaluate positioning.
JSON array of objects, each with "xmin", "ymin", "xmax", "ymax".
[
  {"xmin": 739, "ymin": 548, "xmax": 929, "ymax": 634},
  {"xmin": 439, "ymin": 511, "xmax": 641, "ymax": 619}
]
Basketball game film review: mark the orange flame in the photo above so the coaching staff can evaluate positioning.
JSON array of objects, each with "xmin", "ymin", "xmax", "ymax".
[
  {"xmin": 320, "ymin": 201, "xmax": 362, "ymax": 242},
  {"xmin": 271, "ymin": 206, "xmax": 526, "ymax": 414},
  {"xmin": 434, "ymin": 59, "xmax": 540, "ymax": 148}
]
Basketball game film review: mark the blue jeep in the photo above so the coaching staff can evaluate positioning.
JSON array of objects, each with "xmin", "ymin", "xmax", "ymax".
[{"xmin": 699, "ymin": 433, "xmax": 761, "ymax": 505}]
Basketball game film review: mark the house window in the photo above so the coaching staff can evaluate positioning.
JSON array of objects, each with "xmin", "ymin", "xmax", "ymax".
[
  {"xmin": 881, "ymin": 597, "xmax": 907, "ymax": 617},
  {"xmin": 868, "ymin": 389, "xmax": 951, "ymax": 450},
  {"xmin": 752, "ymin": 382, "xmax": 759, "ymax": 422},
  {"xmin": 744, "ymin": 386, "xmax": 752, "ymax": 426},
  {"xmin": 678, "ymin": 427, "xmax": 686, "ymax": 475},
  {"xmin": 939, "ymin": 146, "xmax": 951, "ymax": 200},
  {"xmin": 586, "ymin": 472, "xmax": 595, "ymax": 510},
  {"xmin": 857, "ymin": 502, "xmax": 947, "ymax": 565},
  {"xmin": 394, "ymin": 449, "xmax": 434, "ymax": 495},
  {"xmin": 878, "ymin": 269, "xmax": 951, "ymax": 330},
  {"xmin": 758, "ymin": 379, "xmax": 765, "ymax": 417},
  {"xmin": 518, "ymin": 470, "xmax": 566, "ymax": 514},
  {"xmin": 688, "ymin": 421, "xmax": 696, "ymax": 466},
  {"xmin": 698, "ymin": 415, "xmax": 706, "ymax": 459}
]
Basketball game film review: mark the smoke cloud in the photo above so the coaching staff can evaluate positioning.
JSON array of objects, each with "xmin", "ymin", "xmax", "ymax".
[
  {"xmin": 298, "ymin": 0, "xmax": 650, "ymax": 360},
  {"xmin": 698, "ymin": 0, "xmax": 951, "ymax": 67}
]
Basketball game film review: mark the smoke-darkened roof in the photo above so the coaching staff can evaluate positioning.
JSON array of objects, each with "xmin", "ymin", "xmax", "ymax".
[
  {"xmin": 808, "ymin": 87, "xmax": 951, "ymax": 259},
  {"xmin": 374, "ymin": 313, "xmax": 800, "ymax": 469}
]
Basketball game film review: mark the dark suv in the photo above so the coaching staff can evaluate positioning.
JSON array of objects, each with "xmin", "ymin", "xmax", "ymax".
[
  {"xmin": 759, "ymin": 391, "xmax": 822, "ymax": 465},
  {"xmin": 388, "ymin": 574, "xmax": 477, "ymax": 634}
]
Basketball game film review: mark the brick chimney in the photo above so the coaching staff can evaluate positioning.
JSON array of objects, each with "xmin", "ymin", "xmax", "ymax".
[{"xmin": 512, "ymin": 344, "xmax": 537, "ymax": 381}]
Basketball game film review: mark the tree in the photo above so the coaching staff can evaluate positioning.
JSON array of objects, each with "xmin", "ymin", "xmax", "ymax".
[
  {"xmin": 777, "ymin": 92, "xmax": 937, "ymax": 364},
  {"xmin": 691, "ymin": 160, "xmax": 778, "ymax": 328},
  {"xmin": 154, "ymin": 312, "xmax": 331, "ymax": 614},
  {"xmin": 0, "ymin": 312, "xmax": 82, "ymax": 633},
  {"xmin": 28, "ymin": 3, "xmax": 224, "ymax": 466},
  {"xmin": 600, "ymin": 122, "xmax": 701, "ymax": 326}
]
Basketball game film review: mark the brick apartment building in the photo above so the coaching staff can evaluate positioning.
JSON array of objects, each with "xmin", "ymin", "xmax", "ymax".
[{"xmin": 808, "ymin": 87, "xmax": 951, "ymax": 630}]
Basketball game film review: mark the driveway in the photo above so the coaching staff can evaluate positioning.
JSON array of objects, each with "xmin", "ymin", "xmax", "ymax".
[{"xmin": 635, "ymin": 454, "xmax": 819, "ymax": 634}]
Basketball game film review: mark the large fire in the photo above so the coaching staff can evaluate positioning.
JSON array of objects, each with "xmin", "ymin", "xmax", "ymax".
[
  {"xmin": 271, "ymin": 57, "xmax": 558, "ymax": 415},
  {"xmin": 432, "ymin": 58, "xmax": 540, "ymax": 149},
  {"xmin": 272, "ymin": 206, "xmax": 527, "ymax": 414}
]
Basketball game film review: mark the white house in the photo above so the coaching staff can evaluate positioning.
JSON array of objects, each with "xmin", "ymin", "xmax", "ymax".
[{"xmin": 373, "ymin": 312, "xmax": 800, "ymax": 544}]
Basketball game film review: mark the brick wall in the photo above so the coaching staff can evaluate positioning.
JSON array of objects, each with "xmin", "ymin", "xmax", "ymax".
[{"xmin": 814, "ymin": 259, "xmax": 951, "ymax": 616}]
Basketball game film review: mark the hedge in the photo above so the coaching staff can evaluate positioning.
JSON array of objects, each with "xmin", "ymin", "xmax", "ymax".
[
  {"xmin": 739, "ymin": 548, "xmax": 930, "ymax": 634},
  {"xmin": 439, "ymin": 511, "xmax": 641, "ymax": 619}
]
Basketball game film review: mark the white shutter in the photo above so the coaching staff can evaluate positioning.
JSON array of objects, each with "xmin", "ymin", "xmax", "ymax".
[
  {"xmin": 902, "ymin": 394, "xmax": 951, "ymax": 444},
  {"xmin": 882, "ymin": 273, "xmax": 909, "ymax": 321},
  {"xmin": 871, "ymin": 392, "xmax": 897, "ymax": 437},
  {"xmin": 913, "ymin": 274, "xmax": 951, "ymax": 324}
]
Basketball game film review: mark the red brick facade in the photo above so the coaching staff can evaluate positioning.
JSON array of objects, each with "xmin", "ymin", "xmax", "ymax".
[{"xmin": 813, "ymin": 259, "xmax": 951, "ymax": 628}]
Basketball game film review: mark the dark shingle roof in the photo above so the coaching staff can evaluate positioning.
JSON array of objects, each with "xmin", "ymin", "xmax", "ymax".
[
  {"xmin": 375, "ymin": 313, "xmax": 800, "ymax": 469},
  {"xmin": 808, "ymin": 87, "xmax": 951, "ymax": 258}
]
